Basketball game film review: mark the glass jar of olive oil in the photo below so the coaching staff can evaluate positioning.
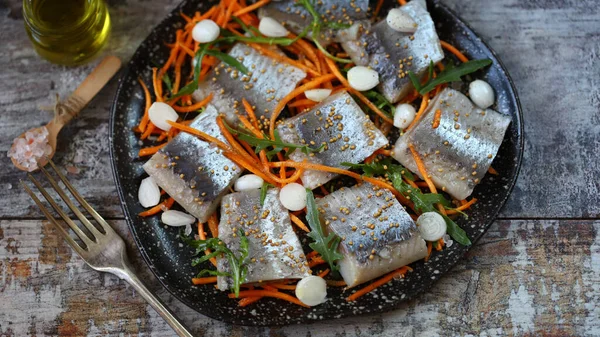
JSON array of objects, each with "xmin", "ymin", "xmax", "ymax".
[{"xmin": 23, "ymin": 0, "xmax": 111, "ymax": 66}]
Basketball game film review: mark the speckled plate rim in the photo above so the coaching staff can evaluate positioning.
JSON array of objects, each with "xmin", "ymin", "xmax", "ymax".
[{"xmin": 109, "ymin": 0, "xmax": 524, "ymax": 326}]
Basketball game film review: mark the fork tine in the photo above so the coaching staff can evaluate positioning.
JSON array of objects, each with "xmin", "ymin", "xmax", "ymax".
[
  {"xmin": 21, "ymin": 181, "xmax": 87, "ymax": 257},
  {"xmin": 46, "ymin": 159, "xmax": 113, "ymax": 235},
  {"xmin": 38, "ymin": 162, "xmax": 103, "ymax": 238},
  {"xmin": 27, "ymin": 174, "xmax": 95, "ymax": 247}
]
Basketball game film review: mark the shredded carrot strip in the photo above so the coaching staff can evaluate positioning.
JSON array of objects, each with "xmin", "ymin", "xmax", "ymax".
[
  {"xmin": 239, "ymin": 296, "xmax": 263, "ymax": 307},
  {"xmin": 374, "ymin": 0, "xmax": 384, "ymax": 18},
  {"xmin": 269, "ymin": 74, "xmax": 336, "ymax": 138},
  {"xmin": 221, "ymin": 0, "xmax": 236, "ymax": 28},
  {"xmin": 152, "ymin": 68, "xmax": 163, "ymax": 102},
  {"xmin": 173, "ymin": 93, "xmax": 213, "ymax": 112},
  {"xmin": 138, "ymin": 143, "xmax": 166, "ymax": 157},
  {"xmin": 446, "ymin": 198, "xmax": 477, "ymax": 214},
  {"xmin": 408, "ymin": 144, "xmax": 437, "ymax": 193},
  {"xmin": 398, "ymin": 0, "xmax": 407, "ymax": 5},
  {"xmin": 347, "ymin": 266, "xmax": 410, "ymax": 301},
  {"xmin": 160, "ymin": 30, "xmax": 182, "ymax": 75},
  {"xmin": 319, "ymin": 185, "xmax": 329, "ymax": 195},
  {"xmin": 177, "ymin": 41, "xmax": 195, "ymax": 58},
  {"xmin": 247, "ymin": 43, "xmax": 320, "ymax": 77},
  {"xmin": 260, "ymin": 284, "xmax": 279, "ymax": 292},
  {"xmin": 318, "ymin": 269, "xmax": 330, "ymax": 278},
  {"xmin": 198, "ymin": 221, "xmax": 218, "ymax": 267},
  {"xmin": 139, "ymin": 197, "xmax": 174, "ymax": 217},
  {"xmin": 289, "ymin": 213, "xmax": 310, "ymax": 232},
  {"xmin": 192, "ymin": 276, "xmax": 218, "ymax": 285},
  {"xmin": 140, "ymin": 123, "xmax": 156, "ymax": 140},
  {"xmin": 167, "ymin": 120, "xmax": 231, "ymax": 151},
  {"xmin": 435, "ymin": 238, "xmax": 445, "ymax": 251},
  {"xmin": 327, "ymin": 280, "xmax": 347, "ymax": 287},
  {"xmin": 230, "ymin": 290, "xmax": 309, "ymax": 308},
  {"xmin": 207, "ymin": 212, "xmax": 219, "ymax": 238},
  {"xmin": 406, "ymin": 92, "xmax": 429, "ymax": 130},
  {"xmin": 242, "ymin": 98, "xmax": 260, "ymax": 130},
  {"xmin": 432, "ymin": 109, "xmax": 442, "ymax": 128},
  {"xmin": 488, "ymin": 167, "xmax": 499, "ymax": 175},
  {"xmin": 424, "ymin": 242, "xmax": 433, "ymax": 262},
  {"xmin": 233, "ymin": 0, "xmax": 270, "ymax": 16},
  {"xmin": 308, "ymin": 257, "xmax": 326, "ymax": 268},
  {"xmin": 305, "ymin": 251, "xmax": 318, "ymax": 259},
  {"xmin": 268, "ymin": 283, "xmax": 297, "ymax": 291},
  {"xmin": 288, "ymin": 99, "xmax": 317, "ymax": 108},
  {"xmin": 440, "ymin": 40, "xmax": 469, "ymax": 63},
  {"xmin": 268, "ymin": 161, "xmax": 410, "ymax": 204},
  {"xmin": 137, "ymin": 78, "xmax": 152, "ymax": 132},
  {"xmin": 271, "ymin": 166, "xmax": 305, "ymax": 184},
  {"xmin": 324, "ymin": 58, "xmax": 394, "ymax": 125}
]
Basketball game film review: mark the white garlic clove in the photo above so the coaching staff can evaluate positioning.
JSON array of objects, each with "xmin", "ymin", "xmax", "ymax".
[
  {"xmin": 295, "ymin": 275, "xmax": 327, "ymax": 306},
  {"xmin": 416, "ymin": 212, "xmax": 447, "ymax": 242},
  {"xmin": 258, "ymin": 17, "xmax": 289, "ymax": 37},
  {"xmin": 386, "ymin": 8, "xmax": 418, "ymax": 33},
  {"xmin": 138, "ymin": 177, "xmax": 161, "ymax": 208},
  {"xmin": 148, "ymin": 102, "xmax": 178, "ymax": 131},
  {"xmin": 192, "ymin": 19, "xmax": 220, "ymax": 43},
  {"xmin": 347, "ymin": 66, "xmax": 380, "ymax": 91},
  {"xmin": 234, "ymin": 174, "xmax": 264, "ymax": 192},
  {"xmin": 393, "ymin": 103, "xmax": 416, "ymax": 129},
  {"xmin": 279, "ymin": 183, "xmax": 307, "ymax": 211},
  {"xmin": 304, "ymin": 88, "xmax": 332, "ymax": 102},
  {"xmin": 469, "ymin": 79, "xmax": 495, "ymax": 109},
  {"xmin": 161, "ymin": 210, "xmax": 196, "ymax": 227}
]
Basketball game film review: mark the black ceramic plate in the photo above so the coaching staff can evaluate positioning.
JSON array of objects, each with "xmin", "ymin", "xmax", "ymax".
[{"xmin": 110, "ymin": 0, "xmax": 523, "ymax": 326}]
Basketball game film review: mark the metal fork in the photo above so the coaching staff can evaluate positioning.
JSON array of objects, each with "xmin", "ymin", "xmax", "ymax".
[{"xmin": 21, "ymin": 159, "xmax": 194, "ymax": 337}]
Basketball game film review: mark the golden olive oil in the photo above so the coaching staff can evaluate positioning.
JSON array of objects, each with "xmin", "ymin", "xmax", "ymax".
[{"xmin": 23, "ymin": 0, "xmax": 111, "ymax": 66}]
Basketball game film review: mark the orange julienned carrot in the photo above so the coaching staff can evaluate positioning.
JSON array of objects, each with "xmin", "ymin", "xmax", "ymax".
[
  {"xmin": 139, "ymin": 197, "xmax": 175, "ymax": 217},
  {"xmin": 198, "ymin": 221, "xmax": 218, "ymax": 267},
  {"xmin": 137, "ymin": 78, "xmax": 152, "ymax": 132},
  {"xmin": 440, "ymin": 40, "xmax": 469, "ymax": 63},
  {"xmin": 192, "ymin": 276, "xmax": 218, "ymax": 285},
  {"xmin": 446, "ymin": 198, "xmax": 477, "ymax": 214},
  {"xmin": 432, "ymin": 109, "xmax": 442, "ymax": 128},
  {"xmin": 232, "ymin": 0, "xmax": 270, "ymax": 16},
  {"xmin": 229, "ymin": 290, "xmax": 309, "ymax": 308},
  {"xmin": 405, "ymin": 91, "xmax": 430, "ymax": 130},
  {"xmin": 347, "ymin": 266, "xmax": 410, "ymax": 301},
  {"xmin": 138, "ymin": 143, "xmax": 166, "ymax": 157},
  {"xmin": 173, "ymin": 93, "xmax": 213, "ymax": 112},
  {"xmin": 269, "ymin": 74, "xmax": 337, "ymax": 138},
  {"xmin": 289, "ymin": 213, "xmax": 310, "ymax": 232},
  {"xmin": 207, "ymin": 212, "xmax": 219, "ymax": 238}
]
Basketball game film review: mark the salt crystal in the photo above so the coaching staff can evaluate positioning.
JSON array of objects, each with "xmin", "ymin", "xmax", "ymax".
[{"xmin": 7, "ymin": 126, "xmax": 51, "ymax": 172}]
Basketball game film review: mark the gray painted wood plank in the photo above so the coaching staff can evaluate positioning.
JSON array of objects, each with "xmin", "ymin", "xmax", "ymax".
[{"xmin": 1, "ymin": 219, "xmax": 598, "ymax": 336}]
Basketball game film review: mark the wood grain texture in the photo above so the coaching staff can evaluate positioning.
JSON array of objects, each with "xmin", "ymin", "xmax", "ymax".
[
  {"xmin": 1, "ymin": 219, "xmax": 598, "ymax": 336},
  {"xmin": 1, "ymin": 0, "xmax": 599, "ymax": 336}
]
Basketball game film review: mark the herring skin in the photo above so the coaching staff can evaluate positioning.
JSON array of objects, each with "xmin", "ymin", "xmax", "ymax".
[{"xmin": 143, "ymin": 105, "xmax": 241, "ymax": 223}]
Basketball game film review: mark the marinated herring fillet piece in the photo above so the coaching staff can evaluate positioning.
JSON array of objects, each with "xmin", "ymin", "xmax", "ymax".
[
  {"xmin": 217, "ymin": 188, "xmax": 310, "ymax": 290},
  {"xmin": 340, "ymin": 0, "xmax": 444, "ymax": 103},
  {"xmin": 316, "ymin": 183, "xmax": 427, "ymax": 288},
  {"xmin": 277, "ymin": 91, "xmax": 388, "ymax": 189},
  {"xmin": 143, "ymin": 106, "xmax": 241, "ymax": 223},
  {"xmin": 258, "ymin": 0, "xmax": 369, "ymax": 46},
  {"xmin": 393, "ymin": 88, "xmax": 511, "ymax": 200},
  {"xmin": 192, "ymin": 43, "xmax": 306, "ymax": 126}
]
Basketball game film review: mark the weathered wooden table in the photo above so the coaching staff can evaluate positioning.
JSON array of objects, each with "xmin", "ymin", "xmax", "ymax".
[{"xmin": 1, "ymin": 0, "xmax": 599, "ymax": 336}]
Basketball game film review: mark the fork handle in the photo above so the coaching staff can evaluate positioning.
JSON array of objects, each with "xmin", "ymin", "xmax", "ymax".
[{"xmin": 119, "ymin": 266, "xmax": 194, "ymax": 337}]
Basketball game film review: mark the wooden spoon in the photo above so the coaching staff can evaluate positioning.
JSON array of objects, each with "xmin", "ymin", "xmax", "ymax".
[{"xmin": 10, "ymin": 55, "xmax": 121, "ymax": 172}]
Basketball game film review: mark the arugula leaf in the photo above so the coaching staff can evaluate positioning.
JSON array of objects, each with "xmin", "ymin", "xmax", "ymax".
[
  {"xmin": 182, "ymin": 230, "xmax": 249, "ymax": 297},
  {"xmin": 227, "ymin": 125, "xmax": 324, "ymax": 160},
  {"xmin": 162, "ymin": 73, "xmax": 173, "ymax": 94},
  {"xmin": 205, "ymin": 49, "xmax": 249, "ymax": 74},
  {"xmin": 409, "ymin": 59, "xmax": 493, "ymax": 95},
  {"xmin": 342, "ymin": 158, "xmax": 414, "ymax": 180},
  {"xmin": 363, "ymin": 90, "xmax": 395, "ymax": 116},
  {"xmin": 260, "ymin": 182, "xmax": 274, "ymax": 205},
  {"xmin": 390, "ymin": 172, "xmax": 471, "ymax": 245},
  {"xmin": 305, "ymin": 188, "xmax": 343, "ymax": 271}
]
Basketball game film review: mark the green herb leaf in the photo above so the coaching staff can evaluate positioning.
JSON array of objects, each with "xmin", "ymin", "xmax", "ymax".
[
  {"xmin": 162, "ymin": 73, "xmax": 173, "ymax": 94},
  {"xmin": 363, "ymin": 90, "xmax": 395, "ymax": 116},
  {"xmin": 342, "ymin": 158, "xmax": 414, "ymax": 180},
  {"xmin": 409, "ymin": 59, "xmax": 493, "ymax": 95},
  {"xmin": 260, "ymin": 182, "xmax": 274, "ymax": 205},
  {"xmin": 390, "ymin": 172, "xmax": 471, "ymax": 245},
  {"xmin": 182, "ymin": 230, "xmax": 250, "ymax": 297},
  {"xmin": 305, "ymin": 188, "xmax": 343, "ymax": 271},
  {"xmin": 227, "ymin": 125, "xmax": 324, "ymax": 160},
  {"xmin": 205, "ymin": 49, "xmax": 249, "ymax": 75}
]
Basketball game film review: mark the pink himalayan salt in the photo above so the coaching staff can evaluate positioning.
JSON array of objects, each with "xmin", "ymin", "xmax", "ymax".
[{"xmin": 8, "ymin": 126, "xmax": 52, "ymax": 172}]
